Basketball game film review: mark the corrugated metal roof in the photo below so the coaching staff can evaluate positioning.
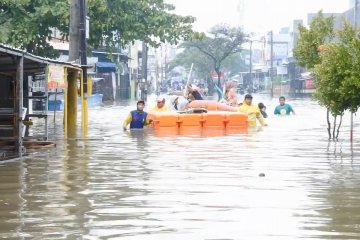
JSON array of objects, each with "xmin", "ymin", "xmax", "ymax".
[{"xmin": 0, "ymin": 43, "xmax": 82, "ymax": 70}]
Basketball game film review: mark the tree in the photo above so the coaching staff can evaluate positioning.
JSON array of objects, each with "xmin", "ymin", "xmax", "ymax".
[
  {"xmin": 313, "ymin": 22, "xmax": 360, "ymax": 139},
  {"xmin": 293, "ymin": 11, "xmax": 335, "ymax": 69},
  {"xmin": 182, "ymin": 24, "xmax": 247, "ymax": 98},
  {"xmin": 0, "ymin": 0, "xmax": 196, "ymax": 58},
  {"xmin": 167, "ymin": 47, "xmax": 213, "ymax": 81},
  {"xmin": 313, "ymin": 43, "xmax": 349, "ymax": 139},
  {"xmin": 87, "ymin": 0, "xmax": 196, "ymax": 49},
  {"xmin": 222, "ymin": 51, "xmax": 249, "ymax": 76},
  {"xmin": 293, "ymin": 11, "xmax": 339, "ymax": 139},
  {"xmin": 0, "ymin": 0, "xmax": 69, "ymax": 57},
  {"xmin": 167, "ymin": 46, "xmax": 248, "ymax": 94}
]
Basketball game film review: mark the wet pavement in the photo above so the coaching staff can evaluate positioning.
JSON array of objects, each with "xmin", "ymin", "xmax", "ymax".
[{"xmin": 1, "ymin": 95, "xmax": 360, "ymax": 239}]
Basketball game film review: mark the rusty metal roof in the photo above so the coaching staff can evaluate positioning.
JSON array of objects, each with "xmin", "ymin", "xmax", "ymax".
[{"xmin": 0, "ymin": 43, "xmax": 83, "ymax": 72}]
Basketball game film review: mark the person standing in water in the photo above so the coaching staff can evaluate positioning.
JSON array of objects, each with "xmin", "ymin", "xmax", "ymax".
[
  {"xmin": 258, "ymin": 102, "xmax": 268, "ymax": 118},
  {"xmin": 238, "ymin": 94, "xmax": 267, "ymax": 127},
  {"xmin": 185, "ymin": 84, "xmax": 203, "ymax": 101},
  {"xmin": 223, "ymin": 81, "xmax": 238, "ymax": 106},
  {"xmin": 123, "ymin": 100, "xmax": 153, "ymax": 130},
  {"xmin": 274, "ymin": 96, "xmax": 295, "ymax": 115}
]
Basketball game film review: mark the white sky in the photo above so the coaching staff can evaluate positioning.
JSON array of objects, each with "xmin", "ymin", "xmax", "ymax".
[{"xmin": 165, "ymin": 0, "xmax": 351, "ymax": 33}]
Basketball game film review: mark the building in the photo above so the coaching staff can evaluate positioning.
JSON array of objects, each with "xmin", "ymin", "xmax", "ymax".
[
  {"xmin": 0, "ymin": 44, "xmax": 84, "ymax": 160},
  {"xmin": 48, "ymin": 39, "xmax": 132, "ymax": 102}
]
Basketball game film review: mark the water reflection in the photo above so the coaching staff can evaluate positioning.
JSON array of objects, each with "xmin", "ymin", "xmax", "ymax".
[
  {"xmin": 0, "ymin": 97, "xmax": 360, "ymax": 239},
  {"xmin": 0, "ymin": 162, "xmax": 25, "ymax": 239},
  {"xmin": 299, "ymin": 141, "xmax": 360, "ymax": 239}
]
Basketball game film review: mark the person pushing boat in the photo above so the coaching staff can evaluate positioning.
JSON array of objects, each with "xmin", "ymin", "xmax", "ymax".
[
  {"xmin": 123, "ymin": 100, "xmax": 153, "ymax": 130},
  {"xmin": 151, "ymin": 96, "xmax": 171, "ymax": 111}
]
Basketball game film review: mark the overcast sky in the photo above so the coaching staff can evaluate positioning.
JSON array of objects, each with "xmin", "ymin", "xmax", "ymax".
[{"xmin": 165, "ymin": 0, "xmax": 351, "ymax": 33}]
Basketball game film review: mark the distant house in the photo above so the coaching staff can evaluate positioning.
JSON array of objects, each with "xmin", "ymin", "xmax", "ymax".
[{"xmin": 48, "ymin": 40, "xmax": 132, "ymax": 101}]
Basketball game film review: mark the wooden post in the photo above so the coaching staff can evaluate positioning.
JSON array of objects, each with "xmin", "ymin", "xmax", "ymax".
[
  {"xmin": 16, "ymin": 56, "xmax": 24, "ymax": 157},
  {"xmin": 64, "ymin": 67, "xmax": 68, "ymax": 136},
  {"xmin": 44, "ymin": 66, "xmax": 49, "ymax": 140}
]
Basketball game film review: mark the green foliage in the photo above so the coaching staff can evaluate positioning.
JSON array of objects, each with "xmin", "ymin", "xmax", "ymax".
[
  {"xmin": 87, "ymin": 0, "xmax": 196, "ymax": 49},
  {"xmin": 222, "ymin": 51, "xmax": 248, "ymax": 76},
  {"xmin": 0, "ymin": 0, "xmax": 69, "ymax": 57},
  {"xmin": 293, "ymin": 11, "xmax": 335, "ymax": 69},
  {"xmin": 0, "ymin": 0, "xmax": 196, "ymax": 57},
  {"xmin": 314, "ymin": 21, "xmax": 360, "ymax": 115},
  {"xmin": 167, "ymin": 47, "xmax": 247, "ymax": 80},
  {"xmin": 294, "ymin": 11, "xmax": 360, "ymax": 139},
  {"xmin": 167, "ymin": 47, "xmax": 212, "ymax": 80},
  {"xmin": 313, "ymin": 43, "xmax": 351, "ymax": 115},
  {"xmin": 181, "ymin": 24, "xmax": 246, "ymax": 86}
]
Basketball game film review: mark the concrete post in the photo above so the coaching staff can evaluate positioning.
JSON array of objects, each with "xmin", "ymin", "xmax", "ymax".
[{"xmin": 67, "ymin": 70, "xmax": 78, "ymax": 137}]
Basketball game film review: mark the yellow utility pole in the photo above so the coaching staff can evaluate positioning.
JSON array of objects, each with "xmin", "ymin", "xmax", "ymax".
[{"xmin": 67, "ymin": 69, "xmax": 78, "ymax": 137}]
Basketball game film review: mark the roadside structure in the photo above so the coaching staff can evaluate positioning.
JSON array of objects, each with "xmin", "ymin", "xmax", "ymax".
[{"xmin": 0, "ymin": 44, "xmax": 87, "ymax": 160}]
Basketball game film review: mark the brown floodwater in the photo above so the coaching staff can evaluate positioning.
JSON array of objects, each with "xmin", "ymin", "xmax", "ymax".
[{"xmin": 1, "ymin": 95, "xmax": 360, "ymax": 239}]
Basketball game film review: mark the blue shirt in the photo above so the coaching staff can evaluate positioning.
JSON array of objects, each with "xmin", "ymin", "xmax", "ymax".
[
  {"xmin": 274, "ymin": 104, "xmax": 294, "ymax": 115},
  {"xmin": 130, "ymin": 110, "xmax": 148, "ymax": 129}
]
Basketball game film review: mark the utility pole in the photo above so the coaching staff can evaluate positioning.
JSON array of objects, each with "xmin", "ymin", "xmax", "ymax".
[
  {"xmin": 160, "ymin": 44, "xmax": 163, "ymax": 91},
  {"xmin": 164, "ymin": 45, "xmax": 167, "ymax": 87},
  {"xmin": 79, "ymin": 0, "xmax": 87, "ymax": 94},
  {"xmin": 142, "ymin": 42, "xmax": 148, "ymax": 100},
  {"xmin": 270, "ymin": 31, "xmax": 274, "ymax": 98},
  {"xmin": 249, "ymin": 40, "xmax": 253, "ymax": 90},
  {"xmin": 142, "ymin": 42, "xmax": 148, "ymax": 82},
  {"xmin": 67, "ymin": 0, "xmax": 80, "ymax": 136},
  {"xmin": 69, "ymin": 0, "xmax": 87, "ymax": 91},
  {"xmin": 68, "ymin": 0, "xmax": 88, "ymax": 136},
  {"xmin": 69, "ymin": 0, "xmax": 79, "ymax": 62}
]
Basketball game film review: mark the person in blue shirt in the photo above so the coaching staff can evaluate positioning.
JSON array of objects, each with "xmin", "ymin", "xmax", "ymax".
[
  {"xmin": 274, "ymin": 96, "xmax": 295, "ymax": 115},
  {"xmin": 123, "ymin": 100, "xmax": 153, "ymax": 130}
]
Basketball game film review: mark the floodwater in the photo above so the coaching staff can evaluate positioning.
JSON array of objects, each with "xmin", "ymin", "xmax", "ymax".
[{"xmin": 1, "ymin": 95, "xmax": 360, "ymax": 240}]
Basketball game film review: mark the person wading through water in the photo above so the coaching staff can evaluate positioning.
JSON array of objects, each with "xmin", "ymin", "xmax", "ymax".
[{"xmin": 123, "ymin": 100, "xmax": 153, "ymax": 130}]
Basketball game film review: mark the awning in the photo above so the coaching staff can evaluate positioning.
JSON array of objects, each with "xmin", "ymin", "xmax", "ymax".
[{"xmin": 96, "ymin": 62, "xmax": 117, "ymax": 73}]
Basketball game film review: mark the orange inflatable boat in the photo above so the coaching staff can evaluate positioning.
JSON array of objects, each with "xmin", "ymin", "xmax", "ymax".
[
  {"xmin": 148, "ymin": 110, "xmax": 248, "ymax": 131},
  {"xmin": 146, "ymin": 101, "xmax": 247, "ymax": 136},
  {"xmin": 187, "ymin": 100, "xmax": 237, "ymax": 112}
]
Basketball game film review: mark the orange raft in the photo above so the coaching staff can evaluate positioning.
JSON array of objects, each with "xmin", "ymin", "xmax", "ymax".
[
  {"xmin": 148, "ymin": 111, "xmax": 248, "ymax": 131},
  {"xmin": 187, "ymin": 100, "xmax": 237, "ymax": 112}
]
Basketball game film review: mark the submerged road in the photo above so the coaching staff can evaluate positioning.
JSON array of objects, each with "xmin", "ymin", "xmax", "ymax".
[{"xmin": 0, "ymin": 95, "xmax": 360, "ymax": 239}]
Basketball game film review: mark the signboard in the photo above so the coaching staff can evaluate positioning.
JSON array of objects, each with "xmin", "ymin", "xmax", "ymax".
[
  {"xmin": 304, "ymin": 79, "xmax": 315, "ymax": 89},
  {"xmin": 48, "ymin": 65, "xmax": 65, "ymax": 89}
]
